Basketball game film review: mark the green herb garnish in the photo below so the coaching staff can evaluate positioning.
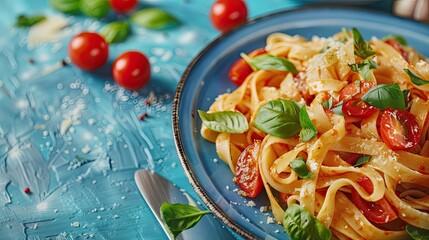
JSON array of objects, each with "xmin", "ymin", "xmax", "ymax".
[
  {"xmin": 283, "ymin": 204, "xmax": 331, "ymax": 240},
  {"xmin": 15, "ymin": 15, "xmax": 46, "ymax": 27},
  {"xmin": 160, "ymin": 202, "xmax": 211, "ymax": 239},
  {"xmin": 354, "ymin": 155, "xmax": 371, "ymax": 167},
  {"xmin": 81, "ymin": 0, "xmax": 110, "ymax": 18},
  {"xmin": 49, "ymin": 0, "xmax": 81, "ymax": 14},
  {"xmin": 331, "ymin": 101, "xmax": 344, "ymax": 116},
  {"xmin": 321, "ymin": 96, "xmax": 334, "ymax": 110},
  {"xmin": 299, "ymin": 106, "xmax": 317, "ymax": 142},
  {"xmin": 131, "ymin": 8, "xmax": 180, "ymax": 30},
  {"xmin": 349, "ymin": 60, "xmax": 378, "ymax": 81},
  {"xmin": 406, "ymin": 224, "xmax": 429, "ymax": 240},
  {"xmin": 100, "ymin": 21, "xmax": 130, "ymax": 43},
  {"xmin": 404, "ymin": 69, "xmax": 429, "ymax": 86},
  {"xmin": 241, "ymin": 53, "xmax": 298, "ymax": 74},
  {"xmin": 254, "ymin": 99, "xmax": 301, "ymax": 138},
  {"xmin": 382, "ymin": 34, "xmax": 408, "ymax": 46},
  {"xmin": 290, "ymin": 157, "xmax": 314, "ymax": 179},
  {"xmin": 361, "ymin": 83, "xmax": 406, "ymax": 110},
  {"xmin": 198, "ymin": 110, "xmax": 248, "ymax": 134},
  {"xmin": 352, "ymin": 27, "xmax": 376, "ymax": 59}
]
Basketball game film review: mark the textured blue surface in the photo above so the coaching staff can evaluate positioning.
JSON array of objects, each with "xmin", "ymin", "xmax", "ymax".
[
  {"xmin": 176, "ymin": 6, "xmax": 429, "ymax": 240},
  {"xmin": 0, "ymin": 0, "xmax": 396, "ymax": 240}
]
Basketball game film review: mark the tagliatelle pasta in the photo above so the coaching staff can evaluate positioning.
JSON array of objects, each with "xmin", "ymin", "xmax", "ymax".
[{"xmin": 200, "ymin": 29, "xmax": 429, "ymax": 239}]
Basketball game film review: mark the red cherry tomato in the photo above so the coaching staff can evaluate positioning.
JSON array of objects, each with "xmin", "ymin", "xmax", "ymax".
[
  {"xmin": 339, "ymin": 81, "xmax": 375, "ymax": 101},
  {"xmin": 112, "ymin": 51, "xmax": 151, "ymax": 90},
  {"xmin": 210, "ymin": 0, "xmax": 248, "ymax": 32},
  {"xmin": 236, "ymin": 140, "xmax": 263, "ymax": 198},
  {"xmin": 380, "ymin": 109, "xmax": 421, "ymax": 150},
  {"xmin": 109, "ymin": 0, "xmax": 138, "ymax": 13},
  {"xmin": 344, "ymin": 154, "xmax": 362, "ymax": 165},
  {"xmin": 351, "ymin": 176, "xmax": 398, "ymax": 224},
  {"xmin": 68, "ymin": 32, "xmax": 109, "ymax": 71},
  {"xmin": 279, "ymin": 192, "xmax": 291, "ymax": 205},
  {"xmin": 342, "ymin": 99, "xmax": 377, "ymax": 118},
  {"xmin": 228, "ymin": 48, "xmax": 266, "ymax": 86}
]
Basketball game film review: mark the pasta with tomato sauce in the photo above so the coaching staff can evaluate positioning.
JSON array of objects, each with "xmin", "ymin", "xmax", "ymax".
[{"xmin": 199, "ymin": 28, "xmax": 429, "ymax": 239}]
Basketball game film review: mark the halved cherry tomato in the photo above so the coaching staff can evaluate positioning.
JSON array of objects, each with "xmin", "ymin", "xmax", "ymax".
[
  {"xmin": 342, "ymin": 99, "xmax": 377, "ymax": 118},
  {"xmin": 380, "ymin": 109, "xmax": 421, "ymax": 150},
  {"xmin": 112, "ymin": 51, "xmax": 151, "ymax": 90},
  {"xmin": 351, "ymin": 176, "xmax": 398, "ymax": 224},
  {"xmin": 344, "ymin": 154, "xmax": 362, "ymax": 165},
  {"xmin": 210, "ymin": 0, "xmax": 248, "ymax": 32},
  {"xmin": 339, "ymin": 81, "xmax": 375, "ymax": 101},
  {"xmin": 236, "ymin": 140, "xmax": 263, "ymax": 198},
  {"xmin": 228, "ymin": 48, "xmax": 266, "ymax": 86},
  {"xmin": 384, "ymin": 39, "xmax": 409, "ymax": 62},
  {"xmin": 68, "ymin": 32, "xmax": 109, "ymax": 71},
  {"xmin": 279, "ymin": 192, "xmax": 291, "ymax": 205}
]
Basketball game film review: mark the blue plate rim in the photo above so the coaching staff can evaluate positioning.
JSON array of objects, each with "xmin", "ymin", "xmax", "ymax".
[{"xmin": 172, "ymin": 6, "xmax": 429, "ymax": 239}]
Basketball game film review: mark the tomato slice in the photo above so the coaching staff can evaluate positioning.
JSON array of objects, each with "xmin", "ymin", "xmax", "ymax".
[
  {"xmin": 342, "ymin": 98, "xmax": 377, "ymax": 118},
  {"xmin": 339, "ymin": 81, "xmax": 375, "ymax": 101},
  {"xmin": 380, "ymin": 109, "xmax": 421, "ymax": 150},
  {"xmin": 384, "ymin": 39, "xmax": 409, "ymax": 62},
  {"xmin": 228, "ymin": 48, "xmax": 266, "ymax": 86},
  {"xmin": 351, "ymin": 176, "xmax": 398, "ymax": 224},
  {"xmin": 279, "ymin": 192, "xmax": 291, "ymax": 205},
  {"xmin": 236, "ymin": 140, "xmax": 263, "ymax": 198},
  {"xmin": 344, "ymin": 154, "xmax": 362, "ymax": 165}
]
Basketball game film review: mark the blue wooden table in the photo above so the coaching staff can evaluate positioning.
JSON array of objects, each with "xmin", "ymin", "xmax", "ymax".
[{"xmin": 0, "ymin": 1, "xmax": 392, "ymax": 239}]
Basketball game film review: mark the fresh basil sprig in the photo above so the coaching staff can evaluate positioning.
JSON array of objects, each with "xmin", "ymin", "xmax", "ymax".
[
  {"xmin": 254, "ymin": 99, "xmax": 301, "ymax": 138},
  {"xmin": 15, "ymin": 15, "xmax": 46, "ymax": 27},
  {"xmin": 362, "ymin": 83, "xmax": 406, "ymax": 110},
  {"xmin": 331, "ymin": 101, "xmax": 344, "ymax": 116},
  {"xmin": 382, "ymin": 34, "xmax": 408, "ymax": 46},
  {"xmin": 349, "ymin": 60, "xmax": 377, "ymax": 81},
  {"xmin": 321, "ymin": 96, "xmax": 334, "ymax": 110},
  {"xmin": 100, "ymin": 21, "xmax": 130, "ymax": 43},
  {"xmin": 290, "ymin": 157, "xmax": 314, "ymax": 179},
  {"xmin": 404, "ymin": 69, "xmax": 429, "ymax": 86},
  {"xmin": 403, "ymin": 89, "xmax": 410, "ymax": 107},
  {"xmin": 131, "ymin": 8, "xmax": 180, "ymax": 30},
  {"xmin": 160, "ymin": 202, "xmax": 211, "ymax": 239},
  {"xmin": 299, "ymin": 106, "xmax": 317, "ymax": 142},
  {"xmin": 49, "ymin": 0, "xmax": 81, "ymax": 14},
  {"xmin": 198, "ymin": 110, "xmax": 248, "ymax": 134},
  {"xmin": 406, "ymin": 224, "xmax": 429, "ymax": 240},
  {"xmin": 81, "ymin": 0, "xmax": 110, "ymax": 18},
  {"xmin": 354, "ymin": 155, "xmax": 371, "ymax": 167},
  {"xmin": 241, "ymin": 53, "xmax": 298, "ymax": 74},
  {"xmin": 352, "ymin": 28, "xmax": 376, "ymax": 59},
  {"xmin": 283, "ymin": 204, "xmax": 331, "ymax": 240}
]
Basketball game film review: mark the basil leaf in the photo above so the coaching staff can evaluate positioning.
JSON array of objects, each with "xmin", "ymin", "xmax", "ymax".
[
  {"xmin": 406, "ymin": 225, "xmax": 429, "ymax": 240},
  {"xmin": 198, "ymin": 110, "xmax": 248, "ymax": 133},
  {"xmin": 354, "ymin": 155, "xmax": 371, "ymax": 167},
  {"xmin": 321, "ymin": 96, "xmax": 334, "ymax": 110},
  {"xmin": 299, "ymin": 106, "xmax": 317, "ymax": 142},
  {"xmin": 352, "ymin": 28, "xmax": 376, "ymax": 59},
  {"xmin": 290, "ymin": 157, "xmax": 314, "ymax": 179},
  {"xmin": 283, "ymin": 204, "xmax": 331, "ymax": 240},
  {"xmin": 404, "ymin": 69, "xmax": 429, "ymax": 86},
  {"xmin": 254, "ymin": 99, "xmax": 301, "ymax": 138},
  {"xmin": 362, "ymin": 84, "xmax": 406, "ymax": 110},
  {"xmin": 49, "ymin": 0, "xmax": 81, "ymax": 14},
  {"xmin": 349, "ymin": 60, "xmax": 377, "ymax": 81},
  {"xmin": 340, "ymin": 27, "xmax": 350, "ymax": 42},
  {"xmin": 81, "ymin": 0, "xmax": 110, "ymax": 18},
  {"xmin": 383, "ymin": 34, "xmax": 408, "ymax": 46},
  {"xmin": 15, "ymin": 15, "xmax": 46, "ymax": 27},
  {"xmin": 160, "ymin": 202, "xmax": 211, "ymax": 239},
  {"xmin": 403, "ymin": 89, "xmax": 410, "ymax": 107},
  {"xmin": 100, "ymin": 21, "xmax": 129, "ymax": 43},
  {"xmin": 331, "ymin": 101, "xmax": 344, "ymax": 116},
  {"xmin": 131, "ymin": 8, "xmax": 179, "ymax": 30},
  {"xmin": 241, "ymin": 53, "xmax": 298, "ymax": 74}
]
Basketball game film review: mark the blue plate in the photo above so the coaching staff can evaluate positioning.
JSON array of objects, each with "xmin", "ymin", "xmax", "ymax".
[{"xmin": 173, "ymin": 7, "xmax": 429, "ymax": 239}]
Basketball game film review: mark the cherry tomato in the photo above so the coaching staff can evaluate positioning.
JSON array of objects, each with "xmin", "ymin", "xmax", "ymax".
[
  {"xmin": 339, "ymin": 81, "xmax": 375, "ymax": 101},
  {"xmin": 109, "ymin": 0, "xmax": 137, "ymax": 13},
  {"xmin": 279, "ymin": 192, "xmax": 291, "ymax": 205},
  {"xmin": 228, "ymin": 48, "xmax": 266, "ymax": 86},
  {"xmin": 236, "ymin": 140, "xmax": 263, "ymax": 198},
  {"xmin": 210, "ymin": 0, "xmax": 248, "ymax": 32},
  {"xmin": 342, "ymin": 99, "xmax": 377, "ymax": 118},
  {"xmin": 68, "ymin": 32, "xmax": 109, "ymax": 71},
  {"xmin": 344, "ymin": 154, "xmax": 362, "ymax": 165},
  {"xmin": 384, "ymin": 39, "xmax": 409, "ymax": 62},
  {"xmin": 351, "ymin": 176, "xmax": 398, "ymax": 224},
  {"xmin": 112, "ymin": 51, "xmax": 151, "ymax": 90},
  {"xmin": 380, "ymin": 109, "xmax": 421, "ymax": 150}
]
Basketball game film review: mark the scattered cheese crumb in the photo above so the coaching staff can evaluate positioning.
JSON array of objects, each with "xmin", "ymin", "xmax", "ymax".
[
  {"xmin": 260, "ymin": 206, "xmax": 268, "ymax": 213},
  {"xmin": 71, "ymin": 222, "xmax": 80, "ymax": 228},
  {"xmin": 266, "ymin": 216, "xmax": 275, "ymax": 224},
  {"xmin": 246, "ymin": 201, "xmax": 256, "ymax": 207}
]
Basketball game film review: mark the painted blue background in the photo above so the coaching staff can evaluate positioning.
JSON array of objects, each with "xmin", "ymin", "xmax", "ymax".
[{"xmin": 0, "ymin": 1, "xmax": 393, "ymax": 239}]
